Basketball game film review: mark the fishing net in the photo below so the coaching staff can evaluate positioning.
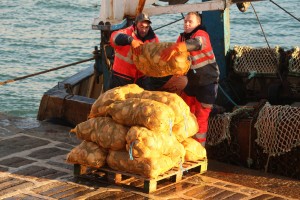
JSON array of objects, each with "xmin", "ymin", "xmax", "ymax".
[
  {"xmin": 288, "ymin": 47, "xmax": 300, "ymax": 75},
  {"xmin": 254, "ymin": 102, "xmax": 300, "ymax": 156},
  {"xmin": 232, "ymin": 46, "xmax": 281, "ymax": 76},
  {"xmin": 287, "ymin": 47, "xmax": 300, "ymax": 96},
  {"xmin": 207, "ymin": 107, "xmax": 253, "ymax": 146}
]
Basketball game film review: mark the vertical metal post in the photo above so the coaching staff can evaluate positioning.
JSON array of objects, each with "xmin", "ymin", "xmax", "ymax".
[
  {"xmin": 202, "ymin": 0, "xmax": 230, "ymax": 79},
  {"xmin": 100, "ymin": 27, "xmax": 112, "ymax": 92}
]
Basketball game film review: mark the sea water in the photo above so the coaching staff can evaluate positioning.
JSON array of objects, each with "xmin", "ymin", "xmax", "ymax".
[{"xmin": 0, "ymin": 0, "xmax": 299, "ymax": 119}]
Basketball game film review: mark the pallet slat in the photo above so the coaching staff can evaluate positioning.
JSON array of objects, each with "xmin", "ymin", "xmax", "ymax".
[{"xmin": 74, "ymin": 159, "xmax": 208, "ymax": 193}]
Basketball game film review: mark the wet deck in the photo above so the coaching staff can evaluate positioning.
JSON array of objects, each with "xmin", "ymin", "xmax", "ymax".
[{"xmin": 0, "ymin": 113, "xmax": 299, "ymax": 200}]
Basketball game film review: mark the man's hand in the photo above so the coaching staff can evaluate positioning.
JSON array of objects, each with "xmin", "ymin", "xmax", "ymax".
[
  {"xmin": 160, "ymin": 42, "xmax": 187, "ymax": 61},
  {"xmin": 131, "ymin": 39, "xmax": 143, "ymax": 55}
]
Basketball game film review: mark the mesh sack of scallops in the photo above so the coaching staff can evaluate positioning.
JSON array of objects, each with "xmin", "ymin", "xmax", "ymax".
[
  {"xmin": 89, "ymin": 84, "xmax": 144, "ymax": 118},
  {"xmin": 133, "ymin": 42, "xmax": 190, "ymax": 77},
  {"xmin": 70, "ymin": 117, "xmax": 129, "ymax": 151},
  {"xmin": 106, "ymin": 150, "xmax": 177, "ymax": 179},
  {"xmin": 67, "ymin": 140, "xmax": 107, "ymax": 168}
]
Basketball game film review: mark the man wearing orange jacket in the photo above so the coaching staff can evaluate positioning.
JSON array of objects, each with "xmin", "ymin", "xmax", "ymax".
[
  {"xmin": 161, "ymin": 12, "xmax": 220, "ymax": 147},
  {"xmin": 109, "ymin": 13, "xmax": 159, "ymax": 90}
]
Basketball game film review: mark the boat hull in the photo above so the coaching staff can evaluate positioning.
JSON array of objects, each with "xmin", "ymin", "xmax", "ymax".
[{"xmin": 37, "ymin": 66, "xmax": 102, "ymax": 126}]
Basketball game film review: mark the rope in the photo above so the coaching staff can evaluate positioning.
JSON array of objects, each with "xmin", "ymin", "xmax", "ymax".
[
  {"xmin": 179, "ymin": 160, "xmax": 187, "ymax": 174},
  {"xmin": 250, "ymin": 3, "xmax": 283, "ymax": 83},
  {"xmin": 248, "ymin": 70, "xmax": 257, "ymax": 79},
  {"xmin": 247, "ymin": 118, "xmax": 254, "ymax": 168},
  {"xmin": 129, "ymin": 141, "xmax": 136, "ymax": 160},
  {"xmin": 218, "ymin": 85, "xmax": 238, "ymax": 107},
  {"xmin": 250, "ymin": 3, "xmax": 270, "ymax": 49},
  {"xmin": 169, "ymin": 118, "xmax": 173, "ymax": 136},
  {"xmin": 270, "ymin": 0, "xmax": 300, "ymax": 23},
  {"xmin": 153, "ymin": 16, "xmax": 184, "ymax": 31},
  {"xmin": 0, "ymin": 57, "xmax": 94, "ymax": 86},
  {"xmin": 183, "ymin": 112, "xmax": 188, "ymax": 136}
]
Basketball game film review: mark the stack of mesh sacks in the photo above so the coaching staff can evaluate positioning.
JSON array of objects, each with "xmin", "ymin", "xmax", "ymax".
[{"xmin": 66, "ymin": 84, "xmax": 206, "ymax": 179}]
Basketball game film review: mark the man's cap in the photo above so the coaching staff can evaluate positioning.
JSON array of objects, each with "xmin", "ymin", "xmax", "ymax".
[{"xmin": 135, "ymin": 13, "xmax": 152, "ymax": 24}]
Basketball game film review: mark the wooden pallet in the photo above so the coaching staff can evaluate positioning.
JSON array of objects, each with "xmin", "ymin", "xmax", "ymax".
[{"xmin": 74, "ymin": 159, "xmax": 208, "ymax": 193}]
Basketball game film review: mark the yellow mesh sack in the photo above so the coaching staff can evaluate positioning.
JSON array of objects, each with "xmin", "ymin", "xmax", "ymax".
[
  {"xmin": 135, "ymin": 90, "xmax": 190, "ymax": 124},
  {"xmin": 70, "ymin": 117, "xmax": 129, "ymax": 151},
  {"xmin": 133, "ymin": 42, "xmax": 190, "ymax": 77},
  {"xmin": 89, "ymin": 84, "xmax": 144, "ymax": 118},
  {"xmin": 107, "ymin": 98, "xmax": 175, "ymax": 132},
  {"xmin": 172, "ymin": 113, "xmax": 199, "ymax": 142},
  {"xmin": 106, "ymin": 150, "xmax": 175, "ymax": 179},
  {"xmin": 66, "ymin": 141, "xmax": 107, "ymax": 168},
  {"xmin": 182, "ymin": 138, "xmax": 207, "ymax": 161},
  {"xmin": 126, "ymin": 126, "xmax": 185, "ymax": 161}
]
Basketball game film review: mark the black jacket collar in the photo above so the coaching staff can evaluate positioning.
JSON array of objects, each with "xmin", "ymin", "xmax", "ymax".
[
  {"xmin": 134, "ymin": 25, "xmax": 156, "ymax": 42},
  {"xmin": 180, "ymin": 25, "xmax": 207, "ymax": 40}
]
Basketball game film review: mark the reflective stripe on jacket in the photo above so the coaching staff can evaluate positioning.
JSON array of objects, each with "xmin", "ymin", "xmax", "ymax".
[
  {"xmin": 177, "ymin": 28, "xmax": 219, "ymax": 86},
  {"xmin": 177, "ymin": 30, "xmax": 216, "ymax": 69},
  {"xmin": 110, "ymin": 25, "xmax": 159, "ymax": 79}
]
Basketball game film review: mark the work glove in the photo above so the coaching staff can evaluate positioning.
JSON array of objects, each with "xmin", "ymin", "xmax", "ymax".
[
  {"xmin": 160, "ymin": 42, "xmax": 187, "ymax": 61},
  {"xmin": 131, "ymin": 39, "xmax": 143, "ymax": 55}
]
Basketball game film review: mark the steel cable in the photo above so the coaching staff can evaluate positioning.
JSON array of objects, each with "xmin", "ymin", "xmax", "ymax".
[
  {"xmin": 0, "ymin": 57, "xmax": 94, "ymax": 86},
  {"xmin": 154, "ymin": 16, "xmax": 184, "ymax": 31},
  {"xmin": 250, "ymin": 2, "xmax": 284, "ymax": 83},
  {"xmin": 270, "ymin": 0, "xmax": 300, "ymax": 23}
]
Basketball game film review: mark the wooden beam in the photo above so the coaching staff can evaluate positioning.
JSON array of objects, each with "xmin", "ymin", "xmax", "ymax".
[
  {"xmin": 136, "ymin": 0, "xmax": 146, "ymax": 14},
  {"xmin": 143, "ymin": 0, "xmax": 267, "ymax": 16},
  {"xmin": 143, "ymin": 1, "xmax": 226, "ymax": 16},
  {"xmin": 230, "ymin": 0, "xmax": 265, "ymax": 3}
]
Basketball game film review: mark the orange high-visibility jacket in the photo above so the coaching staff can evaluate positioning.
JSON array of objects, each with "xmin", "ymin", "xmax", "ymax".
[{"xmin": 110, "ymin": 25, "xmax": 159, "ymax": 79}]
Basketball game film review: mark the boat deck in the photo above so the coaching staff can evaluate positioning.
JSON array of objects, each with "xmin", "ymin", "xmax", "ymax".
[{"xmin": 0, "ymin": 112, "xmax": 299, "ymax": 200}]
